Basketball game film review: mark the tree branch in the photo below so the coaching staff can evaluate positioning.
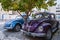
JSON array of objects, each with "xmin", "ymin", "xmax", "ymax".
[{"xmin": 17, "ymin": 10, "xmax": 24, "ymax": 18}]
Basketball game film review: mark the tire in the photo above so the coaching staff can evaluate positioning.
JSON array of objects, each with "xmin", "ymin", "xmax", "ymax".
[
  {"xmin": 46, "ymin": 29, "xmax": 52, "ymax": 40},
  {"xmin": 13, "ymin": 24, "xmax": 21, "ymax": 32},
  {"xmin": 56, "ymin": 22, "xmax": 59, "ymax": 30}
]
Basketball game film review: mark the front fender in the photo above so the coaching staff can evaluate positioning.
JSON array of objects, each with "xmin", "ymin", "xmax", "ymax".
[
  {"xmin": 10, "ymin": 22, "xmax": 22, "ymax": 29},
  {"xmin": 41, "ymin": 23, "xmax": 51, "ymax": 28}
]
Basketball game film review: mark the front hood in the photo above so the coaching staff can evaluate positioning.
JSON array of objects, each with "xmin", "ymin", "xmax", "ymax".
[
  {"xmin": 28, "ymin": 20, "xmax": 37, "ymax": 25},
  {"xmin": 24, "ymin": 24, "xmax": 39, "ymax": 32},
  {"xmin": 24, "ymin": 20, "xmax": 39, "ymax": 32},
  {"xmin": 23, "ymin": 18, "xmax": 45, "ymax": 32}
]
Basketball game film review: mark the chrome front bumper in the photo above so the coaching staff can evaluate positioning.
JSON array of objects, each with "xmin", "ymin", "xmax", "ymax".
[
  {"xmin": 22, "ymin": 30, "xmax": 46, "ymax": 37},
  {"xmin": 4, "ymin": 26, "xmax": 13, "ymax": 29}
]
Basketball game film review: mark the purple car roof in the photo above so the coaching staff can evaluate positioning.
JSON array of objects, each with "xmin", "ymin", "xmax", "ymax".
[{"xmin": 35, "ymin": 12, "xmax": 55, "ymax": 15}]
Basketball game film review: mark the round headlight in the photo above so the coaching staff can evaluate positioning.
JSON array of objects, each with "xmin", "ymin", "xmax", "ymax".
[{"xmin": 38, "ymin": 26, "xmax": 43, "ymax": 32}]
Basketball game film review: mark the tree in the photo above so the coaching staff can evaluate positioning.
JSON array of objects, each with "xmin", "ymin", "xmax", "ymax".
[{"xmin": 0, "ymin": 0, "xmax": 56, "ymax": 22}]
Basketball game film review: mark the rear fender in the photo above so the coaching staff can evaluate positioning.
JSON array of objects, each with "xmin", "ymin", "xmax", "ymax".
[{"xmin": 41, "ymin": 23, "xmax": 51, "ymax": 32}]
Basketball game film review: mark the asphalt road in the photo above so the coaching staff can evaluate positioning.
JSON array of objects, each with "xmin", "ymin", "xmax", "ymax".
[{"xmin": 0, "ymin": 21, "xmax": 60, "ymax": 40}]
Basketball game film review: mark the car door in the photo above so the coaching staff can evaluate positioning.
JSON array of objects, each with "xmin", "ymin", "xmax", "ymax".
[{"xmin": 50, "ymin": 14, "xmax": 57, "ymax": 32}]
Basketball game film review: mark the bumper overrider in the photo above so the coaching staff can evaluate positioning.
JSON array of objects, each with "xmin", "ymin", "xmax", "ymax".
[
  {"xmin": 22, "ymin": 30, "xmax": 46, "ymax": 37},
  {"xmin": 4, "ymin": 26, "xmax": 13, "ymax": 29}
]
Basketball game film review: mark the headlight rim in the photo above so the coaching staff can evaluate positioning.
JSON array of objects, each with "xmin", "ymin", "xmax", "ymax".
[{"xmin": 38, "ymin": 26, "xmax": 43, "ymax": 32}]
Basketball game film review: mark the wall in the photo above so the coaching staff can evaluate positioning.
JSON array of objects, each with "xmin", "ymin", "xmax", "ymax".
[{"xmin": 0, "ymin": 14, "xmax": 18, "ymax": 21}]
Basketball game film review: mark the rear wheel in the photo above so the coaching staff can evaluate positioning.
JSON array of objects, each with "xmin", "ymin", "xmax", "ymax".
[
  {"xmin": 46, "ymin": 29, "xmax": 52, "ymax": 40},
  {"xmin": 14, "ymin": 24, "xmax": 21, "ymax": 32}
]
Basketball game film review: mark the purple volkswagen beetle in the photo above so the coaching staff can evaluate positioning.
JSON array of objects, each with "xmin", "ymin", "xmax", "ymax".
[{"xmin": 22, "ymin": 12, "xmax": 59, "ymax": 40}]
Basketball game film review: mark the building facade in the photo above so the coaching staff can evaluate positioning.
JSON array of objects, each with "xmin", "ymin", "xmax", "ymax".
[{"xmin": 56, "ymin": 4, "xmax": 60, "ymax": 14}]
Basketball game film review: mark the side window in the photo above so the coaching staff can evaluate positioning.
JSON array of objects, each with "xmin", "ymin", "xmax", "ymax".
[{"xmin": 44, "ymin": 14, "xmax": 50, "ymax": 18}]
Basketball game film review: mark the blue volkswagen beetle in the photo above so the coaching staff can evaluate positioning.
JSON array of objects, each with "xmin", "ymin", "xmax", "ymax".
[
  {"xmin": 4, "ymin": 13, "xmax": 33, "ymax": 32},
  {"xmin": 4, "ymin": 14, "xmax": 26, "ymax": 32}
]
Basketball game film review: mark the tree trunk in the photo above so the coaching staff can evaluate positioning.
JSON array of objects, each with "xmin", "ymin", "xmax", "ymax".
[
  {"xmin": 25, "ymin": 11, "xmax": 29, "ymax": 23},
  {"xmin": 17, "ymin": 10, "xmax": 31, "ymax": 24},
  {"xmin": 17, "ymin": 10, "xmax": 24, "ymax": 17}
]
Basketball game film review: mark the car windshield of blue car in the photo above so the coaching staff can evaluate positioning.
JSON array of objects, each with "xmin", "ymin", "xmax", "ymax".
[{"xmin": 15, "ymin": 16, "xmax": 22, "ymax": 19}]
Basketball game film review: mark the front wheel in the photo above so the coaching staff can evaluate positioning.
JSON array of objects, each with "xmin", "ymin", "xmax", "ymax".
[
  {"xmin": 13, "ymin": 24, "xmax": 21, "ymax": 32},
  {"xmin": 46, "ymin": 29, "xmax": 52, "ymax": 40}
]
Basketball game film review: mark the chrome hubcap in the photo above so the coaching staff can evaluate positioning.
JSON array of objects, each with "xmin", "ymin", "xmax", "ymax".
[{"xmin": 16, "ymin": 25, "xmax": 20, "ymax": 31}]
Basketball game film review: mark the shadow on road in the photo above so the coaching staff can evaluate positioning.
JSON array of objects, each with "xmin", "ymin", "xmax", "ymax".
[
  {"xmin": 3, "ymin": 30, "xmax": 46, "ymax": 40},
  {"xmin": 27, "ymin": 37, "xmax": 46, "ymax": 40},
  {"xmin": 22, "ymin": 34, "xmax": 46, "ymax": 40}
]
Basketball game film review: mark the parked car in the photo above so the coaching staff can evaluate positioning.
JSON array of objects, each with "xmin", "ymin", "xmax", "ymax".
[
  {"xmin": 22, "ymin": 12, "xmax": 59, "ymax": 40},
  {"xmin": 4, "ymin": 13, "xmax": 33, "ymax": 32},
  {"xmin": 4, "ymin": 13, "xmax": 27, "ymax": 32},
  {"xmin": 4, "ymin": 16, "xmax": 24, "ymax": 32}
]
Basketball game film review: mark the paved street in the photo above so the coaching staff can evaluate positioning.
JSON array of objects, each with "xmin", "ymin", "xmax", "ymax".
[{"xmin": 0, "ymin": 21, "xmax": 60, "ymax": 40}]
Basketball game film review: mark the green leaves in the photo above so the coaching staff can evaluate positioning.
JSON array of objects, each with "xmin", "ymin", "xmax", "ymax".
[
  {"xmin": 47, "ymin": 0, "xmax": 56, "ymax": 6},
  {"xmin": 0, "ymin": 0, "xmax": 12, "ymax": 11},
  {"xmin": 0, "ymin": 0, "xmax": 56, "ymax": 22},
  {"xmin": 0, "ymin": 0, "xmax": 56, "ymax": 11}
]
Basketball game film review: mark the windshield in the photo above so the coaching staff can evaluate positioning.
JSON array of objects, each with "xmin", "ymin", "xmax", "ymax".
[
  {"xmin": 15, "ymin": 16, "xmax": 22, "ymax": 19},
  {"xmin": 32, "ymin": 14, "xmax": 43, "ymax": 20}
]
